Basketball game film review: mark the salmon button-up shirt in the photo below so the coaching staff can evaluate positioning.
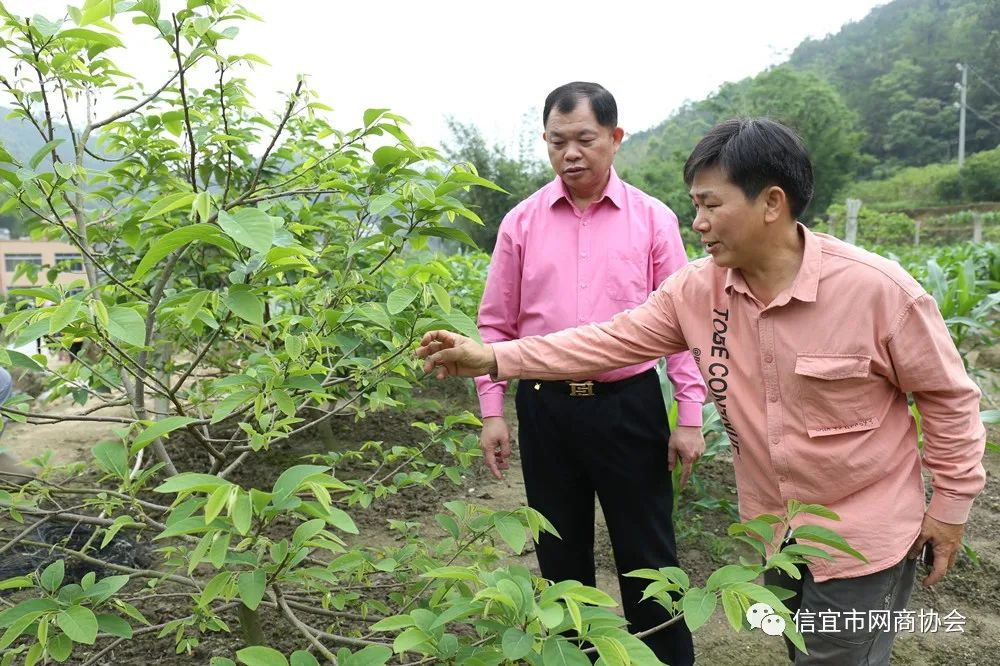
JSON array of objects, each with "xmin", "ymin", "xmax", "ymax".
[
  {"xmin": 492, "ymin": 225, "xmax": 986, "ymax": 581},
  {"xmin": 475, "ymin": 169, "xmax": 706, "ymax": 424}
]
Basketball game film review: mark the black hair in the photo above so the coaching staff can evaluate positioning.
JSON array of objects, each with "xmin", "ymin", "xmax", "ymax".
[
  {"xmin": 543, "ymin": 82, "xmax": 617, "ymax": 129},
  {"xmin": 682, "ymin": 118, "xmax": 814, "ymax": 219}
]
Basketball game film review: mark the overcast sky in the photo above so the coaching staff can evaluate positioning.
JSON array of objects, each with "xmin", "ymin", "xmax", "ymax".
[{"xmin": 4, "ymin": 1, "xmax": 886, "ymax": 156}]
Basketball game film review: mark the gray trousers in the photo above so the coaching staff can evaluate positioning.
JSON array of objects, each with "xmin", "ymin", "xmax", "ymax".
[{"xmin": 764, "ymin": 555, "xmax": 917, "ymax": 665}]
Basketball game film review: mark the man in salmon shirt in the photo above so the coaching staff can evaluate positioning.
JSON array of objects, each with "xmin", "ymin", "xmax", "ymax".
[
  {"xmin": 473, "ymin": 81, "xmax": 707, "ymax": 665},
  {"xmin": 420, "ymin": 118, "xmax": 986, "ymax": 665}
]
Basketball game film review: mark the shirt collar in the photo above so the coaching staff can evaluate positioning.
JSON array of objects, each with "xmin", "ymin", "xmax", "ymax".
[
  {"xmin": 724, "ymin": 222, "xmax": 821, "ymax": 304},
  {"xmin": 545, "ymin": 166, "xmax": 625, "ymax": 210}
]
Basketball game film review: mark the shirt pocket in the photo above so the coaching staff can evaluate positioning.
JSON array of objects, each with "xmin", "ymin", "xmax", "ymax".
[
  {"xmin": 606, "ymin": 249, "xmax": 647, "ymax": 304},
  {"xmin": 794, "ymin": 353, "xmax": 879, "ymax": 437}
]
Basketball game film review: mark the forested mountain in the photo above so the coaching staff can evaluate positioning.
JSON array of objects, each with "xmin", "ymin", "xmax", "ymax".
[
  {"xmin": 789, "ymin": 0, "xmax": 1000, "ymax": 168},
  {"xmin": 618, "ymin": 0, "xmax": 1000, "ymax": 221}
]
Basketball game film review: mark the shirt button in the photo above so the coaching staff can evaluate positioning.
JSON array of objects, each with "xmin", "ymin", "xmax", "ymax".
[
  {"xmin": 779, "ymin": 475, "xmax": 787, "ymax": 483},
  {"xmin": 581, "ymin": 251, "xmax": 589, "ymax": 258},
  {"xmin": 760, "ymin": 312, "xmax": 769, "ymax": 319},
  {"xmin": 764, "ymin": 354, "xmax": 774, "ymax": 364},
  {"xmin": 769, "ymin": 393, "xmax": 779, "ymax": 403},
  {"xmin": 770, "ymin": 437, "xmax": 779, "ymax": 446},
  {"xmin": 580, "ymin": 283, "xmax": 588, "ymax": 289},
  {"xmin": 582, "ymin": 221, "xmax": 589, "ymax": 227},
  {"xmin": 578, "ymin": 317, "xmax": 586, "ymax": 323}
]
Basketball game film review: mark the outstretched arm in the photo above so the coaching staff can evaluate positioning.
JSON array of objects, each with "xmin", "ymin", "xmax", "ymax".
[{"xmin": 418, "ymin": 282, "xmax": 689, "ymax": 381}]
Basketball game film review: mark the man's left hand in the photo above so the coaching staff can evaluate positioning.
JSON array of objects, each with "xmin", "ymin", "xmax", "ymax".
[
  {"xmin": 669, "ymin": 425, "xmax": 704, "ymax": 490},
  {"xmin": 907, "ymin": 513, "xmax": 966, "ymax": 588}
]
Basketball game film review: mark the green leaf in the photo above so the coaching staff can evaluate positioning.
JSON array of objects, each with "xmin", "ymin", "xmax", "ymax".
[
  {"xmin": 29, "ymin": 139, "xmax": 64, "ymax": 169},
  {"xmin": 40, "ymin": 559, "xmax": 65, "ymax": 592},
  {"xmin": 386, "ymin": 288, "xmax": 418, "ymax": 315},
  {"xmin": 419, "ymin": 226, "xmax": 479, "ymax": 249},
  {"xmin": 429, "ymin": 283, "xmax": 451, "ymax": 314},
  {"xmin": 224, "ymin": 285, "xmax": 264, "ymax": 326},
  {"xmin": 790, "ymin": 504, "xmax": 839, "ymax": 521},
  {"xmin": 337, "ymin": 645, "xmax": 392, "ymax": 666},
  {"xmin": 493, "ymin": 514, "xmax": 526, "ymax": 554},
  {"xmin": 204, "ymin": 484, "xmax": 234, "ymax": 524},
  {"xmin": 218, "ymin": 208, "xmax": 275, "ymax": 254},
  {"xmin": 59, "ymin": 28, "xmax": 124, "ymax": 47},
  {"xmin": 438, "ymin": 310, "xmax": 481, "ymax": 342},
  {"xmin": 721, "ymin": 589, "xmax": 745, "ymax": 631},
  {"xmin": 132, "ymin": 416, "xmax": 196, "ymax": 452},
  {"xmin": 56, "ymin": 606, "xmax": 98, "ymax": 644},
  {"xmin": 0, "ymin": 610, "xmax": 46, "ymax": 651},
  {"xmin": 363, "ymin": 108, "xmax": 389, "ymax": 127},
  {"xmin": 133, "ymin": 224, "xmax": 230, "ymax": 281},
  {"xmin": 237, "ymin": 571, "xmax": 266, "ymax": 611},
  {"xmin": 106, "ymin": 306, "xmax": 146, "ymax": 346},
  {"xmin": 231, "ymin": 490, "xmax": 253, "ymax": 535},
  {"xmin": 236, "ymin": 646, "xmax": 289, "ymax": 666},
  {"xmin": 140, "ymin": 192, "xmax": 197, "ymax": 221},
  {"xmin": 49, "ymin": 299, "xmax": 81, "ymax": 334},
  {"xmin": 369, "ymin": 615, "xmax": 413, "ymax": 632},
  {"xmin": 501, "ymin": 627, "xmax": 533, "ymax": 660},
  {"xmin": 791, "ymin": 524, "xmax": 867, "ymax": 562},
  {"xmin": 392, "ymin": 627, "xmax": 430, "ymax": 654},
  {"xmin": 540, "ymin": 638, "xmax": 591, "ymax": 666},
  {"xmin": 373, "ymin": 146, "xmax": 411, "ymax": 170},
  {"xmin": 211, "ymin": 390, "xmax": 257, "ymax": 424},
  {"xmin": 0, "ymin": 576, "xmax": 33, "ymax": 591},
  {"xmin": 96, "ymin": 614, "xmax": 132, "ymax": 638},
  {"xmin": 154, "ymin": 472, "xmax": 230, "ymax": 494},
  {"xmin": 289, "ymin": 652, "xmax": 320, "ymax": 666},
  {"xmin": 292, "ymin": 518, "xmax": 326, "ymax": 548},
  {"xmin": 705, "ymin": 564, "xmax": 760, "ymax": 591},
  {"xmin": 681, "ymin": 587, "xmax": 717, "ymax": 632},
  {"xmin": 47, "ymin": 633, "xmax": 72, "ymax": 661},
  {"xmin": 272, "ymin": 465, "xmax": 330, "ymax": 505},
  {"xmin": 0, "ymin": 349, "xmax": 45, "ymax": 371},
  {"xmin": 93, "ymin": 441, "xmax": 128, "ymax": 478}
]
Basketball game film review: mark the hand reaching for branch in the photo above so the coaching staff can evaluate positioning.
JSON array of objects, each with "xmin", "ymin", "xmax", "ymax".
[{"xmin": 416, "ymin": 330, "xmax": 497, "ymax": 379}]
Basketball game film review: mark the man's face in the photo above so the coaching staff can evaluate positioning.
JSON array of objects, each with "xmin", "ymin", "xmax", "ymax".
[
  {"xmin": 543, "ymin": 100, "xmax": 623, "ymax": 200},
  {"xmin": 689, "ymin": 166, "xmax": 766, "ymax": 269}
]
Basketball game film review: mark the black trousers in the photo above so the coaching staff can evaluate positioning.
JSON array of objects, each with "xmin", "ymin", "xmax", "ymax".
[{"xmin": 515, "ymin": 369, "xmax": 694, "ymax": 666}]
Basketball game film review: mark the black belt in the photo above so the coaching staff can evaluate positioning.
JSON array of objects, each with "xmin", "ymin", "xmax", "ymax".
[{"xmin": 525, "ymin": 369, "xmax": 653, "ymax": 397}]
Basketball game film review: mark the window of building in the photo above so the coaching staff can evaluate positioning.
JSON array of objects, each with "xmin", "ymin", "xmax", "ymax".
[
  {"xmin": 4, "ymin": 253, "xmax": 43, "ymax": 272},
  {"xmin": 54, "ymin": 253, "xmax": 84, "ymax": 272}
]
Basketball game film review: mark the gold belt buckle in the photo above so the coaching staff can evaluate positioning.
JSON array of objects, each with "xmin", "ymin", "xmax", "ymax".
[{"xmin": 567, "ymin": 381, "xmax": 595, "ymax": 397}]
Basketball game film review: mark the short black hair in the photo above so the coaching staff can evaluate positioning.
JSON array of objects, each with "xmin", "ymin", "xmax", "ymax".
[
  {"xmin": 543, "ymin": 82, "xmax": 617, "ymax": 129},
  {"xmin": 683, "ymin": 118, "xmax": 814, "ymax": 219}
]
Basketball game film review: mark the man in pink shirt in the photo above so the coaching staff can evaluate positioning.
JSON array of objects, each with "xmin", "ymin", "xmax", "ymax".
[
  {"xmin": 474, "ymin": 82, "xmax": 706, "ymax": 665},
  {"xmin": 420, "ymin": 118, "xmax": 986, "ymax": 665}
]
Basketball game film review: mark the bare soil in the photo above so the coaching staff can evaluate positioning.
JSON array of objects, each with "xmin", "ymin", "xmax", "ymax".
[{"xmin": 2, "ymin": 377, "xmax": 998, "ymax": 665}]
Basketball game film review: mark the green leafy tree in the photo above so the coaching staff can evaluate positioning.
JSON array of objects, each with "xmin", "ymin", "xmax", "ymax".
[
  {"xmin": 442, "ymin": 118, "xmax": 550, "ymax": 251},
  {"xmin": 0, "ymin": 3, "xmax": 865, "ymax": 664}
]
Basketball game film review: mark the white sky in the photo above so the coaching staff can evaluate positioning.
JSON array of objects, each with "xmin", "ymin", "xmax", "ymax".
[{"xmin": 3, "ymin": 1, "xmax": 886, "ymax": 157}]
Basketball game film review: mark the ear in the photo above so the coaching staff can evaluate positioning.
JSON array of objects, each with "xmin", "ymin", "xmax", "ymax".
[
  {"xmin": 542, "ymin": 131, "xmax": 548, "ymax": 143},
  {"xmin": 612, "ymin": 127, "xmax": 624, "ymax": 150},
  {"xmin": 762, "ymin": 186, "xmax": 789, "ymax": 224}
]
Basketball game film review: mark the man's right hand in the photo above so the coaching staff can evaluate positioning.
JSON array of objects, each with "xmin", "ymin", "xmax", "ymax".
[
  {"xmin": 417, "ymin": 330, "xmax": 497, "ymax": 379},
  {"xmin": 480, "ymin": 417, "xmax": 512, "ymax": 480}
]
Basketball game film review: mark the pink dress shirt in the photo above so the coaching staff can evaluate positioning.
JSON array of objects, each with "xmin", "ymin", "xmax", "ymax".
[
  {"xmin": 475, "ymin": 168, "xmax": 706, "ymax": 425},
  {"xmin": 491, "ymin": 225, "xmax": 986, "ymax": 581}
]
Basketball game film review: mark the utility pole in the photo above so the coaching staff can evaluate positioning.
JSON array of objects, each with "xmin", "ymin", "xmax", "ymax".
[{"xmin": 956, "ymin": 62, "xmax": 968, "ymax": 167}]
